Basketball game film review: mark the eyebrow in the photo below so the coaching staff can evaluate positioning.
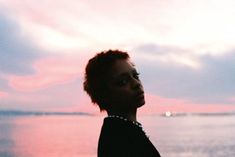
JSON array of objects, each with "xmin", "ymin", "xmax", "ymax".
[{"xmin": 111, "ymin": 69, "xmax": 138, "ymax": 79}]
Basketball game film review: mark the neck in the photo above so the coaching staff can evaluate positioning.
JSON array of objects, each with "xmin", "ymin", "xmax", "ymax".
[{"xmin": 108, "ymin": 108, "xmax": 137, "ymax": 122}]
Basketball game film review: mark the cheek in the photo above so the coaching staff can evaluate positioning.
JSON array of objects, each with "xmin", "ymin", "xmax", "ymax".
[
  {"xmin": 109, "ymin": 88, "xmax": 132, "ymax": 102},
  {"xmin": 115, "ymin": 86, "xmax": 132, "ymax": 95}
]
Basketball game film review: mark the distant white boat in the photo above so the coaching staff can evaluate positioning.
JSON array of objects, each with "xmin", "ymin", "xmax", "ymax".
[{"xmin": 165, "ymin": 111, "xmax": 172, "ymax": 117}]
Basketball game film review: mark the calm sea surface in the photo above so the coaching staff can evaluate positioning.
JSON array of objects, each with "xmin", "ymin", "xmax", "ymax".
[{"xmin": 0, "ymin": 114, "xmax": 235, "ymax": 157}]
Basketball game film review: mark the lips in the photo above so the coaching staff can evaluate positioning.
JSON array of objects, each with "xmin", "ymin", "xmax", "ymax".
[
  {"xmin": 135, "ymin": 91, "xmax": 144, "ymax": 98},
  {"xmin": 134, "ymin": 91, "xmax": 145, "ymax": 107}
]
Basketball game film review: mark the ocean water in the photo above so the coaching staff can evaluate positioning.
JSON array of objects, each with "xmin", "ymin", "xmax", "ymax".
[{"xmin": 0, "ymin": 114, "xmax": 235, "ymax": 157}]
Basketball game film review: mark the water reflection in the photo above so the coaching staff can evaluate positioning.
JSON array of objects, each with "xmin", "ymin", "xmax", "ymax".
[
  {"xmin": 0, "ymin": 116, "xmax": 102, "ymax": 157},
  {"xmin": 141, "ymin": 115, "xmax": 235, "ymax": 157},
  {"xmin": 1, "ymin": 115, "xmax": 235, "ymax": 157},
  {"xmin": 0, "ymin": 117, "xmax": 16, "ymax": 157}
]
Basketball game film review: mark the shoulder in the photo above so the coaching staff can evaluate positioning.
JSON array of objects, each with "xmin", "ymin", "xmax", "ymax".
[
  {"xmin": 98, "ymin": 117, "xmax": 161, "ymax": 157},
  {"xmin": 98, "ymin": 118, "xmax": 136, "ymax": 156},
  {"xmin": 99, "ymin": 117, "xmax": 132, "ymax": 142}
]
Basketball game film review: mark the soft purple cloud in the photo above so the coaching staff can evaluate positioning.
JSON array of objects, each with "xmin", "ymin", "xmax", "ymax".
[
  {"xmin": 0, "ymin": 14, "xmax": 40, "ymax": 75},
  {"xmin": 1, "ymin": 0, "xmax": 235, "ymax": 113},
  {"xmin": 8, "ymin": 55, "xmax": 86, "ymax": 92},
  {"xmin": 133, "ymin": 44, "xmax": 235, "ymax": 105},
  {"xmin": 0, "ymin": 91, "xmax": 8, "ymax": 98}
]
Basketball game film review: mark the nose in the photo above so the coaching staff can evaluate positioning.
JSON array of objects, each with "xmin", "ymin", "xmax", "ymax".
[{"xmin": 131, "ymin": 77, "xmax": 142, "ymax": 90}]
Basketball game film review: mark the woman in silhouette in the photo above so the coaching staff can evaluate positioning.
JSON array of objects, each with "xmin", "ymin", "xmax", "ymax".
[{"xmin": 83, "ymin": 50, "xmax": 161, "ymax": 157}]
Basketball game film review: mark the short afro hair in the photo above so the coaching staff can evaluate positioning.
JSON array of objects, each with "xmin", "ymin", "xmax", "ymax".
[{"xmin": 83, "ymin": 49, "xmax": 129, "ymax": 111}]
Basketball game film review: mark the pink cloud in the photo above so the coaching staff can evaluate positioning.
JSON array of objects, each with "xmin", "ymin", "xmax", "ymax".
[
  {"xmin": 139, "ymin": 93, "xmax": 235, "ymax": 114},
  {"xmin": 0, "ymin": 91, "xmax": 8, "ymax": 98},
  {"xmin": 1, "ymin": 0, "xmax": 93, "ymax": 35},
  {"xmin": 50, "ymin": 92, "xmax": 235, "ymax": 115},
  {"xmin": 9, "ymin": 56, "xmax": 86, "ymax": 92},
  {"xmin": 228, "ymin": 96, "xmax": 235, "ymax": 103}
]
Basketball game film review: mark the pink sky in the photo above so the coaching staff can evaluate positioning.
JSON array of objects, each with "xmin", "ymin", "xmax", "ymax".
[{"xmin": 1, "ymin": 0, "xmax": 235, "ymax": 114}]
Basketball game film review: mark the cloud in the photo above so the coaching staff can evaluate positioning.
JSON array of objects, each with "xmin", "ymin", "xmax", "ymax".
[
  {"xmin": 0, "ymin": 12, "xmax": 91, "ymax": 111},
  {"xmin": 1, "ymin": 77, "xmax": 91, "ymax": 112},
  {"xmin": 139, "ymin": 92, "xmax": 235, "ymax": 114},
  {"xmin": 0, "ymin": 14, "xmax": 40, "ymax": 75},
  {"xmin": 0, "ymin": 76, "xmax": 9, "ymax": 89},
  {"xmin": 133, "ymin": 44, "xmax": 235, "ymax": 105},
  {"xmin": 2, "ymin": 0, "xmax": 235, "ymax": 54},
  {"xmin": 0, "ymin": 91, "xmax": 8, "ymax": 98},
  {"xmin": 8, "ymin": 55, "xmax": 86, "ymax": 92},
  {"xmin": 133, "ymin": 43, "xmax": 201, "ymax": 69},
  {"xmin": 1, "ymin": 0, "xmax": 235, "ymax": 112}
]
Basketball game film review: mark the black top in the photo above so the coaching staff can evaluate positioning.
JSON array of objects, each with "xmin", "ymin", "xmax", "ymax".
[{"xmin": 98, "ymin": 117, "xmax": 161, "ymax": 157}]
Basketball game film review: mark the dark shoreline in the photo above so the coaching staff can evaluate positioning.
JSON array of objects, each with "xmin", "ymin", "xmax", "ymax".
[
  {"xmin": 0, "ymin": 110, "xmax": 92, "ymax": 117},
  {"xmin": 1, "ymin": 110, "xmax": 235, "ymax": 117}
]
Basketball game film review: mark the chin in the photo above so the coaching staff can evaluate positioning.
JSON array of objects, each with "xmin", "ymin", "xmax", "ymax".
[{"xmin": 136, "ymin": 99, "xmax": 145, "ymax": 108}]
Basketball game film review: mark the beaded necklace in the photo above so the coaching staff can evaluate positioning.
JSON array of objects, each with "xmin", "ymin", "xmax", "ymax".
[
  {"xmin": 107, "ymin": 115, "xmax": 142, "ymax": 128},
  {"xmin": 106, "ymin": 115, "xmax": 150, "ymax": 139}
]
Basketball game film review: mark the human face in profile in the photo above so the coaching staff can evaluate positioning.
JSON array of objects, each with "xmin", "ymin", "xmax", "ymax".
[{"xmin": 106, "ymin": 59, "xmax": 145, "ymax": 113}]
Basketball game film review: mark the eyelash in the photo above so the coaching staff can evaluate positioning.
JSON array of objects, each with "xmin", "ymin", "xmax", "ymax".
[
  {"xmin": 133, "ymin": 72, "xmax": 140, "ymax": 80},
  {"xmin": 116, "ymin": 73, "xmax": 140, "ymax": 86}
]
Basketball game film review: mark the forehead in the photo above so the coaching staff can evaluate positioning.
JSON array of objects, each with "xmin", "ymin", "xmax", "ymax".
[{"xmin": 109, "ymin": 59, "xmax": 136, "ymax": 77}]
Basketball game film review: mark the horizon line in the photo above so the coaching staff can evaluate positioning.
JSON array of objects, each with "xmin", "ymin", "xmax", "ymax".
[{"xmin": 1, "ymin": 110, "xmax": 235, "ymax": 117}]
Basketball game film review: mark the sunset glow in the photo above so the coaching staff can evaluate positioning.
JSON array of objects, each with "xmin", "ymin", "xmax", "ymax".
[
  {"xmin": 0, "ymin": 91, "xmax": 8, "ymax": 97},
  {"xmin": 9, "ymin": 56, "xmax": 84, "ymax": 92},
  {"xmin": 1, "ymin": 0, "xmax": 235, "ymax": 114}
]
